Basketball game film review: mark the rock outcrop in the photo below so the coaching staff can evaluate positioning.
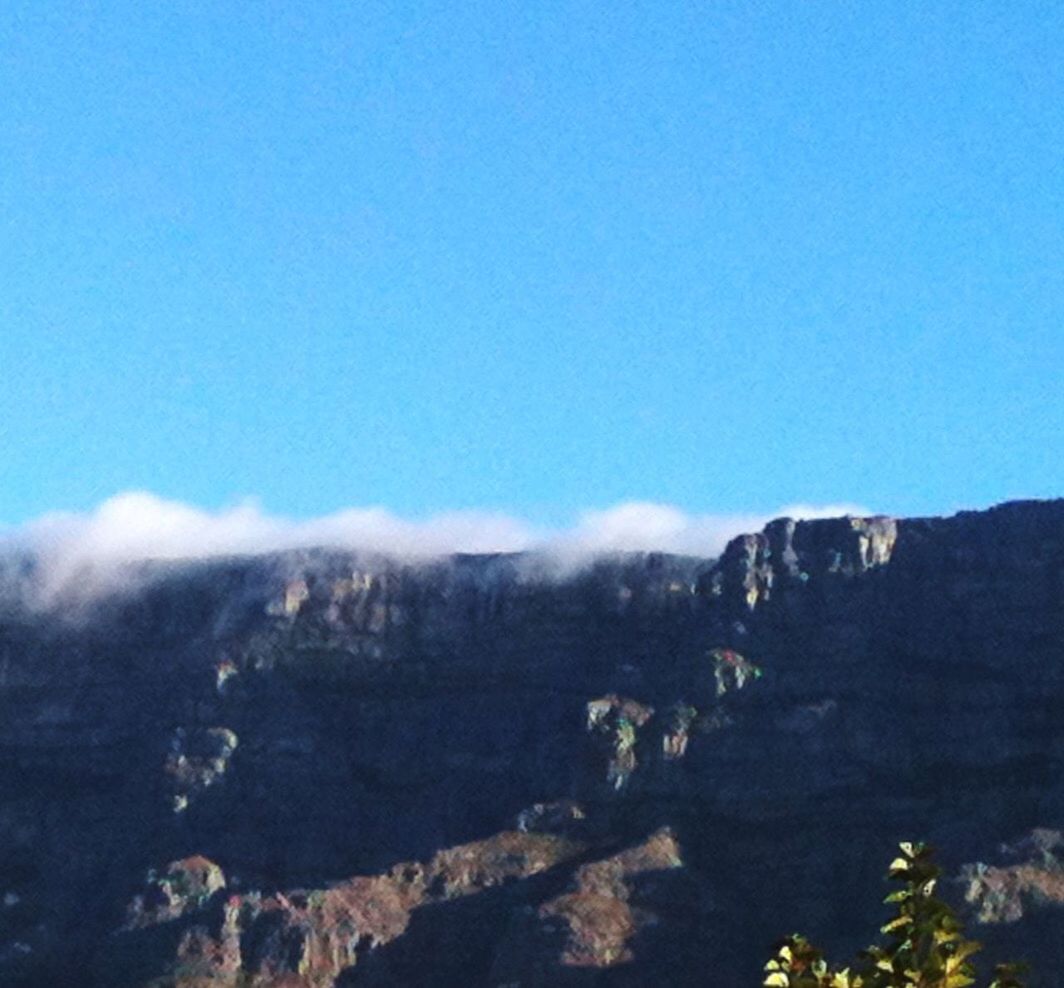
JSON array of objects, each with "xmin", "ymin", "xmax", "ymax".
[
  {"xmin": 120, "ymin": 831, "xmax": 586, "ymax": 987},
  {"xmin": 0, "ymin": 499, "xmax": 1062, "ymax": 985},
  {"xmin": 961, "ymin": 829, "xmax": 1064, "ymax": 925}
]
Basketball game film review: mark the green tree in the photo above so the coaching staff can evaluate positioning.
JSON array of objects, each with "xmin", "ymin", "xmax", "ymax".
[{"xmin": 763, "ymin": 843, "xmax": 1027, "ymax": 988}]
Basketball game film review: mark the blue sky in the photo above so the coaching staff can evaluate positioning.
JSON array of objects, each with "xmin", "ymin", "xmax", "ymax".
[{"xmin": 1, "ymin": 1, "xmax": 1061, "ymax": 532}]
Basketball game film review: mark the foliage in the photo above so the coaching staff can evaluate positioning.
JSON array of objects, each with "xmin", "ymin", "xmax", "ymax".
[{"xmin": 763, "ymin": 843, "xmax": 1027, "ymax": 988}]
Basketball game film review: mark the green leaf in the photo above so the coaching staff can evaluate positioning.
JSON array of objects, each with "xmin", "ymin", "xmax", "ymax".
[{"xmin": 881, "ymin": 915, "xmax": 912, "ymax": 934}]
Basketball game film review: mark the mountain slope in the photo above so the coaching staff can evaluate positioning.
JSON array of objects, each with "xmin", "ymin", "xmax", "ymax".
[{"xmin": 1, "ymin": 500, "xmax": 1062, "ymax": 986}]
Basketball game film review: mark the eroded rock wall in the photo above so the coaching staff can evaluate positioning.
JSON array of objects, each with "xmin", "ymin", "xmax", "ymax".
[{"xmin": 0, "ymin": 499, "xmax": 1061, "ymax": 985}]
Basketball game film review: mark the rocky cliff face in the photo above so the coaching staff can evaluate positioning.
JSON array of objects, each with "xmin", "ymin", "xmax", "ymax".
[{"xmin": 1, "ymin": 500, "xmax": 1062, "ymax": 986}]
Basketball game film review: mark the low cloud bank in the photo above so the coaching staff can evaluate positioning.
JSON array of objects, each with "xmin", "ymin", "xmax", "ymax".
[{"xmin": 0, "ymin": 491, "xmax": 868, "ymax": 607}]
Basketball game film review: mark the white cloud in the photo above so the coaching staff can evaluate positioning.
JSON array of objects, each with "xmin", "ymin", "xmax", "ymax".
[
  {"xmin": 552, "ymin": 501, "xmax": 867, "ymax": 558},
  {"xmin": 0, "ymin": 490, "xmax": 870, "ymax": 607},
  {"xmin": 17, "ymin": 492, "xmax": 540, "ymax": 561}
]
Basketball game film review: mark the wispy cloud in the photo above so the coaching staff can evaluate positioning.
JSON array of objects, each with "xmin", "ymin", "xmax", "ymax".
[{"xmin": 0, "ymin": 491, "xmax": 869, "ymax": 607}]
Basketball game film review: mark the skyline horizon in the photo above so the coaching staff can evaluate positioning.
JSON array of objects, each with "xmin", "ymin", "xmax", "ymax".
[
  {"xmin": 4, "ymin": 486, "xmax": 1059, "ymax": 563},
  {"xmin": 1, "ymin": 488, "xmax": 1057, "ymax": 617}
]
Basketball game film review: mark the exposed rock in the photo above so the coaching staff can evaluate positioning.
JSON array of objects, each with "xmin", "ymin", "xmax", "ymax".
[
  {"xmin": 661, "ymin": 703, "xmax": 698, "ymax": 761},
  {"xmin": 126, "ymin": 831, "xmax": 587, "ymax": 987},
  {"xmin": 701, "ymin": 513, "xmax": 898, "ymax": 609},
  {"xmin": 165, "ymin": 727, "xmax": 238, "ymax": 813},
  {"xmin": 269, "ymin": 579, "xmax": 310, "ymax": 618},
  {"xmin": 538, "ymin": 827, "xmax": 683, "ymax": 968},
  {"xmin": 0, "ymin": 499, "xmax": 1062, "ymax": 986},
  {"xmin": 515, "ymin": 801, "xmax": 587, "ymax": 836},
  {"xmin": 585, "ymin": 695, "xmax": 655, "ymax": 791},
  {"xmin": 489, "ymin": 828, "xmax": 690, "ymax": 983},
  {"xmin": 126, "ymin": 856, "xmax": 227, "ymax": 929},
  {"xmin": 961, "ymin": 829, "xmax": 1064, "ymax": 924},
  {"xmin": 708, "ymin": 647, "xmax": 761, "ymax": 696}
]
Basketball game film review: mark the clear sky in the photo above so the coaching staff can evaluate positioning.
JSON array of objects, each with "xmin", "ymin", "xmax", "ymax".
[{"xmin": 1, "ymin": 1, "xmax": 1061, "ymax": 530}]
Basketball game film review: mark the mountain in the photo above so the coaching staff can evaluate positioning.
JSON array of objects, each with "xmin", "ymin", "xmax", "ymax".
[{"xmin": 1, "ymin": 499, "xmax": 1062, "ymax": 986}]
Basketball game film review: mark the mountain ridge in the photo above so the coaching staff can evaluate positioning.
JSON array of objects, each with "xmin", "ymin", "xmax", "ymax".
[{"xmin": 1, "ymin": 498, "xmax": 1062, "ymax": 985}]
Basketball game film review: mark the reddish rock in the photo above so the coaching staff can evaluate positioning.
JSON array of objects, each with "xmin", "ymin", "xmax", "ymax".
[{"xmin": 126, "ymin": 856, "xmax": 227, "ymax": 930}]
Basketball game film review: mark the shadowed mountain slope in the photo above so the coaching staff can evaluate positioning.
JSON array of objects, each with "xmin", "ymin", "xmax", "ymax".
[{"xmin": 1, "ymin": 499, "xmax": 1062, "ymax": 986}]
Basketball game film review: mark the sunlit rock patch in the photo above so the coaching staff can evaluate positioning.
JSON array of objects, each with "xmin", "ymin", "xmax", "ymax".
[
  {"xmin": 123, "ymin": 832, "xmax": 587, "ymax": 986},
  {"xmin": 126, "ymin": 856, "xmax": 227, "ymax": 930},
  {"xmin": 489, "ymin": 827, "xmax": 688, "ymax": 982},
  {"xmin": 961, "ymin": 829, "xmax": 1064, "ymax": 924},
  {"xmin": 542, "ymin": 827, "xmax": 684, "ymax": 968}
]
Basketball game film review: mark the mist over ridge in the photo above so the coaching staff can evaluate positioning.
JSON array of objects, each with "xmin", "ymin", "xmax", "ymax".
[
  {"xmin": 2, "ymin": 496, "xmax": 1061, "ymax": 986},
  {"xmin": 0, "ymin": 490, "xmax": 869, "ymax": 608}
]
